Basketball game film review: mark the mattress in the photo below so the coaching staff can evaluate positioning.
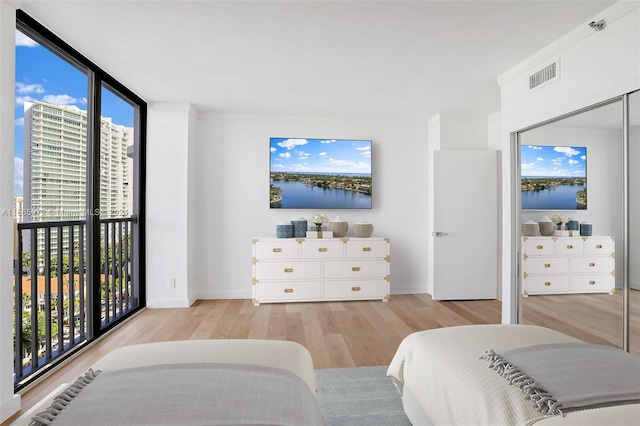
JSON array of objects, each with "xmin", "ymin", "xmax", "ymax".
[{"xmin": 387, "ymin": 324, "xmax": 640, "ymax": 426}]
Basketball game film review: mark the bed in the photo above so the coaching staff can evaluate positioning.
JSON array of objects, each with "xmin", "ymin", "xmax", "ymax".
[
  {"xmin": 25, "ymin": 339, "xmax": 325, "ymax": 426},
  {"xmin": 387, "ymin": 324, "xmax": 640, "ymax": 426}
]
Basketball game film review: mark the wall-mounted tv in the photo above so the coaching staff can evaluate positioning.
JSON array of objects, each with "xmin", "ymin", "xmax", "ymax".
[
  {"xmin": 521, "ymin": 145, "xmax": 587, "ymax": 210},
  {"xmin": 270, "ymin": 138, "xmax": 372, "ymax": 209}
]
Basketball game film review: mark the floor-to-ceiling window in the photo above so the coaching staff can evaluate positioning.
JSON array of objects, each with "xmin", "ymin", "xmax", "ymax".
[{"xmin": 13, "ymin": 11, "xmax": 145, "ymax": 390}]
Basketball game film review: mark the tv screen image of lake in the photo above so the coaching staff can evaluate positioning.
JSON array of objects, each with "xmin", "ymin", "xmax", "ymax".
[
  {"xmin": 270, "ymin": 175, "xmax": 372, "ymax": 209},
  {"xmin": 522, "ymin": 179, "xmax": 586, "ymax": 210}
]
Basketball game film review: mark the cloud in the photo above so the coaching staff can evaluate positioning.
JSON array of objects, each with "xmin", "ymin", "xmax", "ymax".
[
  {"xmin": 15, "ymin": 95, "xmax": 35, "ymax": 106},
  {"xmin": 536, "ymin": 157, "xmax": 544, "ymax": 162},
  {"xmin": 15, "ymin": 30, "xmax": 38, "ymax": 47},
  {"xmin": 270, "ymin": 147, "xmax": 276, "ymax": 153},
  {"xmin": 568, "ymin": 159, "xmax": 579, "ymax": 165},
  {"xmin": 554, "ymin": 146, "xmax": 580, "ymax": 157},
  {"xmin": 16, "ymin": 82, "xmax": 45, "ymax": 95},
  {"xmin": 296, "ymin": 150, "xmax": 310, "ymax": 160},
  {"xmin": 527, "ymin": 146, "xmax": 543, "ymax": 150},
  {"xmin": 581, "ymin": 155, "xmax": 586, "ymax": 161},
  {"xmin": 319, "ymin": 152, "xmax": 327, "ymax": 157},
  {"xmin": 278, "ymin": 138, "xmax": 307, "ymax": 150},
  {"xmin": 42, "ymin": 94, "xmax": 81, "ymax": 105},
  {"xmin": 320, "ymin": 139, "xmax": 336, "ymax": 144},
  {"xmin": 14, "ymin": 158, "xmax": 23, "ymax": 197},
  {"xmin": 279, "ymin": 152, "xmax": 291, "ymax": 159},
  {"xmin": 521, "ymin": 163, "xmax": 536, "ymax": 170}
]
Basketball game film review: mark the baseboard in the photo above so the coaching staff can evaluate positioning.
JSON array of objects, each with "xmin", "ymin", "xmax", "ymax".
[
  {"xmin": 391, "ymin": 285, "xmax": 428, "ymax": 295},
  {"xmin": 0, "ymin": 394, "xmax": 21, "ymax": 424},
  {"xmin": 146, "ymin": 298, "xmax": 193, "ymax": 308},
  {"xmin": 195, "ymin": 290, "xmax": 252, "ymax": 300}
]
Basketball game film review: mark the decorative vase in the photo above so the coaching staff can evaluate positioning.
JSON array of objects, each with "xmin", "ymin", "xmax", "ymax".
[
  {"xmin": 556, "ymin": 223, "xmax": 563, "ymax": 230},
  {"xmin": 580, "ymin": 222, "xmax": 593, "ymax": 236},
  {"xmin": 521, "ymin": 220, "xmax": 539, "ymax": 236},
  {"xmin": 567, "ymin": 219, "xmax": 579, "ymax": 231},
  {"xmin": 276, "ymin": 222, "xmax": 293, "ymax": 238},
  {"xmin": 329, "ymin": 216, "xmax": 348, "ymax": 237},
  {"xmin": 539, "ymin": 218, "xmax": 555, "ymax": 236},
  {"xmin": 315, "ymin": 223, "xmax": 323, "ymax": 232},
  {"xmin": 291, "ymin": 218, "xmax": 307, "ymax": 238},
  {"xmin": 353, "ymin": 221, "xmax": 374, "ymax": 238}
]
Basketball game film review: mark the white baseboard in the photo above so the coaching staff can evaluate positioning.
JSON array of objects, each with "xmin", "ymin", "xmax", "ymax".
[
  {"xmin": 195, "ymin": 290, "xmax": 252, "ymax": 300},
  {"xmin": 1, "ymin": 394, "xmax": 21, "ymax": 424},
  {"xmin": 391, "ymin": 285, "xmax": 429, "ymax": 295},
  {"xmin": 146, "ymin": 298, "xmax": 193, "ymax": 308}
]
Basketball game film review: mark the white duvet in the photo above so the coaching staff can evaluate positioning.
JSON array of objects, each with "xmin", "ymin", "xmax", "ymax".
[{"xmin": 387, "ymin": 324, "xmax": 640, "ymax": 426}]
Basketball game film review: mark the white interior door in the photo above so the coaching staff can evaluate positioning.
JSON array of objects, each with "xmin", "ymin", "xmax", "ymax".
[{"xmin": 433, "ymin": 150, "xmax": 498, "ymax": 300}]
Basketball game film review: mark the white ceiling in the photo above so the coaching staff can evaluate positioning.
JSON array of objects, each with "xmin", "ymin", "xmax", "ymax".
[{"xmin": 19, "ymin": 0, "xmax": 618, "ymax": 120}]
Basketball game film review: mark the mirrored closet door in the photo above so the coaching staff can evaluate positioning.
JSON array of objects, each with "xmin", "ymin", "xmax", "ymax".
[{"xmin": 517, "ymin": 93, "xmax": 638, "ymax": 355}]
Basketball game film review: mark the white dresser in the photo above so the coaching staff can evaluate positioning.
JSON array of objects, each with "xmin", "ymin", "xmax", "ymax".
[
  {"xmin": 252, "ymin": 237, "xmax": 390, "ymax": 305},
  {"xmin": 521, "ymin": 236, "xmax": 615, "ymax": 297}
]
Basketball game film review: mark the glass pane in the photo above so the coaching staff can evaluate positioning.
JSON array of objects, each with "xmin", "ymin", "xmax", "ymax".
[
  {"xmin": 628, "ymin": 89, "xmax": 640, "ymax": 356},
  {"xmin": 519, "ymin": 100, "xmax": 625, "ymax": 350},
  {"xmin": 14, "ymin": 29, "xmax": 89, "ymax": 384},
  {"xmin": 99, "ymin": 84, "xmax": 138, "ymax": 326}
]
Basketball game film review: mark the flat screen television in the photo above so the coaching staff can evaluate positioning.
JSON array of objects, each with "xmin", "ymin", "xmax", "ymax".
[
  {"xmin": 270, "ymin": 138, "xmax": 372, "ymax": 209},
  {"xmin": 521, "ymin": 145, "xmax": 587, "ymax": 210}
]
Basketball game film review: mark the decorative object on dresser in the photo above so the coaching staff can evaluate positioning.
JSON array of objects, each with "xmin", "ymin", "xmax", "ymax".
[
  {"xmin": 276, "ymin": 221, "xmax": 293, "ymax": 238},
  {"xmin": 251, "ymin": 237, "xmax": 390, "ymax": 305},
  {"xmin": 539, "ymin": 217, "xmax": 555, "ymax": 236},
  {"xmin": 291, "ymin": 217, "xmax": 308, "ymax": 238},
  {"xmin": 329, "ymin": 216, "xmax": 348, "ymax": 237},
  {"xmin": 551, "ymin": 214, "xmax": 568, "ymax": 230},
  {"xmin": 352, "ymin": 220, "xmax": 374, "ymax": 237},
  {"xmin": 521, "ymin": 220, "xmax": 540, "ymax": 236},
  {"xmin": 580, "ymin": 222, "xmax": 593, "ymax": 236},
  {"xmin": 521, "ymin": 236, "xmax": 614, "ymax": 297}
]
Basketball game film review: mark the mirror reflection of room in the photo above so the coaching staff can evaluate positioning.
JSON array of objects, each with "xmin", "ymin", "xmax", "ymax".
[{"xmin": 519, "ymin": 99, "xmax": 635, "ymax": 354}]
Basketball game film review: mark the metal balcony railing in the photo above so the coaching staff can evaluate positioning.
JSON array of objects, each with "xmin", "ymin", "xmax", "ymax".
[{"xmin": 13, "ymin": 216, "xmax": 138, "ymax": 388}]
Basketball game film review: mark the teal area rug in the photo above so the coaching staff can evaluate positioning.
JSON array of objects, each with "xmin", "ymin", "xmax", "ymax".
[{"xmin": 315, "ymin": 365, "xmax": 412, "ymax": 426}]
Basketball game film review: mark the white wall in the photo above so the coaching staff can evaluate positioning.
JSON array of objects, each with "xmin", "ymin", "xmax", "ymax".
[
  {"xmin": 520, "ymin": 126, "xmax": 624, "ymax": 283},
  {"xmin": 0, "ymin": 1, "xmax": 21, "ymax": 422},
  {"xmin": 191, "ymin": 113, "xmax": 429, "ymax": 299},
  {"xmin": 498, "ymin": 1, "xmax": 640, "ymax": 323}
]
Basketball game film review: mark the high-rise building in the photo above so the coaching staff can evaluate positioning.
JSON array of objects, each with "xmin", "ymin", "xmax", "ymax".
[
  {"xmin": 23, "ymin": 101, "xmax": 132, "ymax": 251},
  {"xmin": 13, "ymin": 196, "xmax": 23, "ymax": 223}
]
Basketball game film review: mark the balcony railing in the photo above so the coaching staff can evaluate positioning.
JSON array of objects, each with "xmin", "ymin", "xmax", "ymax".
[{"xmin": 13, "ymin": 216, "xmax": 138, "ymax": 389}]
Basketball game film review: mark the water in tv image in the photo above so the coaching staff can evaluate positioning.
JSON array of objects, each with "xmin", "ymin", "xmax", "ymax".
[
  {"xmin": 521, "ymin": 145, "xmax": 587, "ymax": 210},
  {"xmin": 270, "ymin": 138, "xmax": 372, "ymax": 209}
]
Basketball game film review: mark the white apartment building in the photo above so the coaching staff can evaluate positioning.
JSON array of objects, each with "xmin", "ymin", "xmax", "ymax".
[
  {"xmin": 22, "ymin": 101, "xmax": 133, "ymax": 251},
  {"xmin": 13, "ymin": 196, "xmax": 23, "ymax": 223}
]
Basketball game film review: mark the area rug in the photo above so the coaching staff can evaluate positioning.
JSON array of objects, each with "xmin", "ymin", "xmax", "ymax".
[{"xmin": 315, "ymin": 365, "xmax": 411, "ymax": 426}]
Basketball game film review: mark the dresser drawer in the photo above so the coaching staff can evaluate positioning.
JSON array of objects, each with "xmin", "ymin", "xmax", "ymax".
[
  {"xmin": 524, "ymin": 257, "xmax": 569, "ymax": 274},
  {"xmin": 254, "ymin": 240, "xmax": 300, "ymax": 260},
  {"xmin": 524, "ymin": 275, "xmax": 570, "ymax": 294},
  {"xmin": 346, "ymin": 239, "xmax": 388, "ymax": 258},
  {"xmin": 571, "ymin": 257, "xmax": 613, "ymax": 274},
  {"xmin": 255, "ymin": 261, "xmax": 321, "ymax": 280},
  {"xmin": 584, "ymin": 237, "xmax": 613, "ymax": 255},
  {"xmin": 324, "ymin": 279, "xmax": 388, "ymax": 299},
  {"xmin": 555, "ymin": 238, "xmax": 584, "ymax": 255},
  {"xmin": 523, "ymin": 238, "xmax": 554, "ymax": 256},
  {"xmin": 301, "ymin": 239, "xmax": 344, "ymax": 259},
  {"xmin": 324, "ymin": 260, "xmax": 388, "ymax": 279},
  {"xmin": 255, "ymin": 281, "xmax": 322, "ymax": 302},
  {"xmin": 571, "ymin": 275, "xmax": 613, "ymax": 292}
]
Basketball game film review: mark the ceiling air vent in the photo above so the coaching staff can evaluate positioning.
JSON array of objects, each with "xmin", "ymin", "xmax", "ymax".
[{"xmin": 529, "ymin": 59, "xmax": 559, "ymax": 91}]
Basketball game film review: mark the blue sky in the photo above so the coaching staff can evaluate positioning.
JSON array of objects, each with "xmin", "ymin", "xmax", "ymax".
[
  {"xmin": 270, "ymin": 138, "xmax": 372, "ymax": 175},
  {"xmin": 14, "ymin": 30, "xmax": 134, "ymax": 197},
  {"xmin": 521, "ymin": 145, "xmax": 586, "ymax": 178}
]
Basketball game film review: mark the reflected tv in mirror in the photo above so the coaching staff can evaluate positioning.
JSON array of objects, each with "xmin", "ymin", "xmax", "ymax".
[
  {"xmin": 521, "ymin": 145, "xmax": 587, "ymax": 210},
  {"xmin": 270, "ymin": 138, "xmax": 372, "ymax": 209}
]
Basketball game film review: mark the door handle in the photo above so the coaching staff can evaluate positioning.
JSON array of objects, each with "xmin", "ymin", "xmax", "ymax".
[{"xmin": 432, "ymin": 231, "xmax": 449, "ymax": 237}]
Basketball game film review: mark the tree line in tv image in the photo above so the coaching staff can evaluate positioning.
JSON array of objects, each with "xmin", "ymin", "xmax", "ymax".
[
  {"xmin": 521, "ymin": 145, "xmax": 587, "ymax": 210},
  {"xmin": 269, "ymin": 138, "xmax": 372, "ymax": 209}
]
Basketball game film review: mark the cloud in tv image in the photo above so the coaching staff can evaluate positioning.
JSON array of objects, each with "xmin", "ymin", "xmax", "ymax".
[
  {"xmin": 521, "ymin": 145, "xmax": 587, "ymax": 210},
  {"xmin": 270, "ymin": 138, "xmax": 372, "ymax": 209}
]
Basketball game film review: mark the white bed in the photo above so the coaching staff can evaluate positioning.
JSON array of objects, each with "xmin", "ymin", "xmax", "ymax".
[
  {"xmin": 387, "ymin": 324, "xmax": 640, "ymax": 426},
  {"xmin": 21, "ymin": 339, "xmax": 324, "ymax": 426}
]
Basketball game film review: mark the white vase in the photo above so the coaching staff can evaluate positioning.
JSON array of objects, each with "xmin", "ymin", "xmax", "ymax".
[{"xmin": 329, "ymin": 216, "xmax": 348, "ymax": 237}]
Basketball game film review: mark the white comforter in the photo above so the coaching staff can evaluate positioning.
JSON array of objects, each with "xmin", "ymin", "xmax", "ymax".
[{"xmin": 387, "ymin": 324, "xmax": 593, "ymax": 425}]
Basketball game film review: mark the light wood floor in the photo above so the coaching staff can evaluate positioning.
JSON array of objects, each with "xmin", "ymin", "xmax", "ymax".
[{"xmin": 4, "ymin": 294, "xmax": 501, "ymax": 424}]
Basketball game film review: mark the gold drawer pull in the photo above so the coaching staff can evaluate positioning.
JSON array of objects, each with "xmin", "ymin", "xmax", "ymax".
[
  {"xmin": 589, "ymin": 262, "xmax": 596, "ymax": 267},
  {"xmin": 536, "ymin": 245, "xmax": 543, "ymax": 250},
  {"xmin": 544, "ymin": 263, "xmax": 551, "ymax": 268},
  {"xmin": 284, "ymin": 268, "xmax": 294, "ymax": 273},
  {"xmin": 318, "ymin": 247, "xmax": 328, "ymax": 252},
  {"xmin": 589, "ymin": 280, "xmax": 596, "ymax": 285},
  {"xmin": 596, "ymin": 244, "xmax": 603, "ymax": 249},
  {"xmin": 272, "ymin": 248, "xmax": 282, "ymax": 253},
  {"xmin": 566, "ymin": 245, "xmax": 573, "ymax": 249},
  {"xmin": 284, "ymin": 288, "xmax": 294, "ymax": 293},
  {"xmin": 544, "ymin": 282, "xmax": 551, "ymax": 287},
  {"xmin": 352, "ymin": 267, "xmax": 361, "ymax": 272},
  {"xmin": 362, "ymin": 247, "xmax": 372, "ymax": 252},
  {"xmin": 351, "ymin": 286, "xmax": 361, "ymax": 292}
]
